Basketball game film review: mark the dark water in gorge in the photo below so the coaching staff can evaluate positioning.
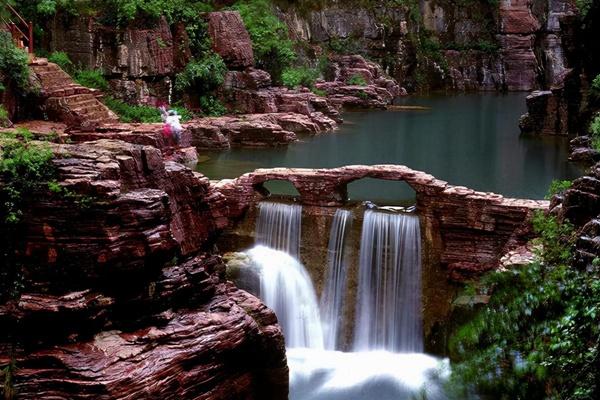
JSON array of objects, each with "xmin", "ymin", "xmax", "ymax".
[{"xmin": 197, "ymin": 93, "xmax": 582, "ymax": 202}]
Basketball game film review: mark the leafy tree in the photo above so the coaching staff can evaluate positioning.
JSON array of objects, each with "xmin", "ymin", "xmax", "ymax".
[
  {"xmin": 233, "ymin": 0, "xmax": 296, "ymax": 83},
  {"xmin": 449, "ymin": 187, "xmax": 599, "ymax": 399}
]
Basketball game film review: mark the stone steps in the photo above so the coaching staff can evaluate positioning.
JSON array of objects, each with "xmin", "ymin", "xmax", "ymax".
[{"xmin": 28, "ymin": 58, "xmax": 118, "ymax": 129}]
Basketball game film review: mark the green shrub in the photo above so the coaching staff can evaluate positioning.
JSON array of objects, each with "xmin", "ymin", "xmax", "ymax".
[
  {"xmin": 449, "ymin": 209, "xmax": 600, "ymax": 399},
  {"xmin": 312, "ymin": 88, "xmax": 327, "ymax": 97},
  {"xmin": 591, "ymin": 74, "xmax": 600, "ymax": 98},
  {"xmin": 281, "ymin": 67, "xmax": 319, "ymax": 89},
  {"xmin": 175, "ymin": 53, "xmax": 227, "ymax": 93},
  {"xmin": 0, "ymin": 32, "xmax": 30, "ymax": 92},
  {"xmin": 576, "ymin": 0, "xmax": 593, "ymax": 18},
  {"xmin": 347, "ymin": 74, "xmax": 367, "ymax": 86},
  {"xmin": 103, "ymin": 97, "xmax": 162, "ymax": 123},
  {"xmin": 48, "ymin": 51, "xmax": 75, "ymax": 73},
  {"xmin": 545, "ymin": 179, "xmax": 572, "ymax": 200},
  {"xmin": 104, "ymin": 97, "xmax": 194, "ymax": 123},
  {"xmin": 590, "ymin": 114, "xmax": 600, "ymax": 151},
  {"xmin": 233, "ymin": 0, "xmax": 296, "ymax": 83},
  {"xmin": 74, "ymin": 69, "xmax": 109, "ymax": 91},
  {"xmin": 0, "ymin": 128, "xmax": 55, "ymax": 224},
  {"xmin": 199, "ymin": 96, "xmax": 226, "ymax": 117},
  {"xmin": 0, "ymin": 105, "xmax": 9, "ymax": 126}
]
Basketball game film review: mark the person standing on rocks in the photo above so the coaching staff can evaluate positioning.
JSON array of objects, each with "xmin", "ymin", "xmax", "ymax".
[{"xmin": 159, "ymin": 106, "xmax": 183, "ymax": 146}]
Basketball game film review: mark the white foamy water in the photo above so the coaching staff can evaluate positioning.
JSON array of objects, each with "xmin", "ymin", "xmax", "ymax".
[
  {"xmin": 247, "ymin": 246, "xmax": 324, "ymax": 349},
  {"xmin": 288, "ymin": 348, "xmax": 450, "ymax": 400}
]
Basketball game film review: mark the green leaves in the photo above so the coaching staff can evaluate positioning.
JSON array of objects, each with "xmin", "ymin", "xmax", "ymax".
[
  {"xmin": 449, "ymin": 209, "xmax": 599, "ymax": 399},
  {"xmin": 174, "ymin": 52, "xmax": 227, "ymax": 93},
  {"xmin": 0, "ymin": 129, "xmax": 54, "ymax": 224},
  {"xmin": 281, "ymin": 67, "xmax": 319, "ymax": 89},
  {"xmin": 0, "ymin": 32, "xmax": 30, "ymax": 92},
  {"xmin": 233, "ymin": 0, "xmax": 296, "ymax": 83}
]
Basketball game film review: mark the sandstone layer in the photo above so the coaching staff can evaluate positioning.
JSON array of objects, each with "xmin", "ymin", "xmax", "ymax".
[{"xmin": 0, "ymin": 140, "xmax": 288, "ymax": 399}]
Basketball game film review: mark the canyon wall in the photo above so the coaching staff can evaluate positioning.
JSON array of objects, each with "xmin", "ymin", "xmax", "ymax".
[
  {"xmin": 520, "ymin": 1, "xmax": 600, "ymax": 137},
  {"xmin": 277, "ymin": 0, "xmax": 577, "ymax": 91},
  {"xmin": 0, "ymin": 140, "xmax": 288, "ymax": 399}
]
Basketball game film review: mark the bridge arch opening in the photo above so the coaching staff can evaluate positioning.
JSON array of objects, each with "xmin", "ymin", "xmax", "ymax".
[
  {"xmin": 346, "ymin": 178, "xmax": 416, "ymax": 206},
  {"xmin": 254, "ymin": 179, "xmax": 301, "ymax": 198}
]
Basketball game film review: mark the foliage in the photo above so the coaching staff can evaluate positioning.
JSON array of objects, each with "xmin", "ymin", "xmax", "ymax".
[
  {"xmin": 233, "ymin": 0, "xmax": 296, "ymax": 83},
  {"xmin": 47, "ymin": 52, "xmax": 109, "ymax": 91},
  {"xmin": 281, "ymin": 66, "xmax": 319, "ymax": 89},
  {"xmin": 1, "ymin": 359, "xmax": 16, "ymax": 400},
  {"xmin": 103, "ymin": 97, "xmax": 193, "ymax": 122},
  {"xmin": 545, "ymin": 179, "xmax": 572, "ymax": 200},
  {"xmin": 590, "ymin": 114, "xmax": 600, "ymax": 152},
  {"xmin": 0, "ymin": 32, "xmax": 30, "ymax": 92},
  {"xmin": 312, "ymin": 88, "xmax": 326, "ymax": 97},
  {"xmin": 48, "ymin": 51, "xmax": 75, "ymax": 73},
  {"xmin": 199, "ymin": 95, "xmax": 226, "ymax": 116},
  {"xmin": 94, "ymin": 0, "xmax": 213, "ymax": 26},
  {"xmin": 449, "ymin": 205, "xmax": 600, "ymax": 399},
  {"xmin": 576, "ymin": 0, "xmax": 593, "ymax": 18},
  {"xmin": 74, "ymin": 70, "xmax": 109, "ymax": 91},
  {"xmin": 0, "ymin": 128, "xmax": 55, "ymax": 224},
  {"xmin": 0, "ymin": 105, "xmax": 9, "ymax": 126},
  {"xmin": 591, "ymin": 74, "xmax": 600, "ymax": 98},
  {"xmin": 174, "ymin": 53, "xmax": 227, "ymax": 93},
  {"xmin": 103, "ymin": 97, "xmax": 162, "ymax": 123},
  {"xmin": 347, "ymin": 74, "xmax": 367, "ymax": 86},
  {"xmin": 0, "ymin": 128, "xmax": 54, "ymax": 303}
]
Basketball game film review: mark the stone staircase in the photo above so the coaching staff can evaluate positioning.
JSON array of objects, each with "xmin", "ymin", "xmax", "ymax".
[{"xmin": 29, "ymin": 58, "xmax": 118, "ymax": 130}]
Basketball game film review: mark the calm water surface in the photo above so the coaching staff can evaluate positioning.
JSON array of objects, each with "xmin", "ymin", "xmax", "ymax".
[{"xmin": 197, "ymin": 93, "xmax": 582, "ymax": 201}]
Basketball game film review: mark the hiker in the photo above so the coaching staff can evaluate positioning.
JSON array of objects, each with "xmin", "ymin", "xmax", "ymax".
[{"xmin": 159, "ymin": 106, "xmax": 183, "ymax": 145}]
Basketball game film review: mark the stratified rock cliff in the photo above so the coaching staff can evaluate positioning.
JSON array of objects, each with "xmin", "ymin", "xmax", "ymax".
[
  {"xmin": 0, "ymin": 140, "xmax": 288, "ymax": 399},
  {"xmin": 277, "ymin": 0, "xmax": 577, "ymax": 92}
]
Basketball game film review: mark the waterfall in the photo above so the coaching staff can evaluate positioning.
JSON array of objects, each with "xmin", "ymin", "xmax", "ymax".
[
  {"xmin": 255, "ymin": 202, "xmax": 302, "ymax": 257},
  {"xmin": 353, "ymin": 210, "xmax": 423, "ymax": 353},
  {"xmin": 247, "ymin": 246, "xmax": 324, "ymax": 349},
  {"xmin": 320, "ymin": 209, "xmax": 352, "ymax": 350}
]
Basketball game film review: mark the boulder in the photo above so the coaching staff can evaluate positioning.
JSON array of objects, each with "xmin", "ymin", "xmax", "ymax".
[{"xmin": 208, "ymin": 11, "xmax": 255, "ymax": 69}]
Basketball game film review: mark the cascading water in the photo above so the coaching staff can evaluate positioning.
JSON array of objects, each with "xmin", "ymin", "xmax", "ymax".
[
  {"xmin": 353, "ymin": 210, "xmax": 423, "ymax": 353},
  {"xmin": 320, "ymin": 209, "xmax": 352, "ymax": 350},
  {"xmin": 245, "ymin": 202, "xmax": 444, "ymax": 399},
  {"xmin": 250, "ymin": 202, "xmax": 323, "ymax": 349},
  {"xmin": 247, "ymin": 246, "xmax": 324, "ymax": 349},
  {"xmin": 255, "ymin": 201, "xmax": 302, "ymax": 257}
]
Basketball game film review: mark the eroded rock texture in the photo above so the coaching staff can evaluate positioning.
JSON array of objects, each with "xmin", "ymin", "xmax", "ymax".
[
  {"xmin": 520, "ymin": 0, "xmax": 600, "ymax": 136},
  {"xmin": 278, "ymin": 0, "xmax": 576, "ymax": 92},
  {"xmin": 208, "ymin": 11, "xmax": 255, "ymax": 69},
  {"xmin": 0, "ymin": 140, "xmax": 288, "ymax": 399}
]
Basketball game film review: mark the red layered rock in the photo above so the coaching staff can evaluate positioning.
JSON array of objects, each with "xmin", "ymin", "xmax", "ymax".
[
  {"xmin": 208, "ymin": 11, "xmax": 255, "ymax": 69},
  {"xmin": 69, "ymin": 123, "xmax": 199, "ymax": 164},
  {"xmin": 214, "ymin": 165, "xmax": 547, "ymax": 280},
  {"xmin": 315, "ymin": 55, "xmax": 403, "ymax": 108},
  {"xmin": 29, "ymin": 58, "xmax": 118, "ymax": 130},
  {"xmin": 0, "ymin": 140, "xmax": 288, "ymax": 399}
]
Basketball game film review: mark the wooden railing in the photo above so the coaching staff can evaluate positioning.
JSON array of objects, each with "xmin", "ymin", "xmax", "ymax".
[{"xmin": 1, "ymin": 2, "xmax": 33, "ymax": 54}]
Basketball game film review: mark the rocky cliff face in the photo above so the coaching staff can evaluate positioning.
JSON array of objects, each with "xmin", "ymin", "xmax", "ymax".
[
  {"xmin": 520, "ymin": 0, "xmax": 599, "ymax": 136},
  {"xmin": 0, "ymin": 140, "xmax": 288, "ymax": 399},
  {"xmin": 278, "ymin": 0, "xmax": 577, "ymax": 92}
]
